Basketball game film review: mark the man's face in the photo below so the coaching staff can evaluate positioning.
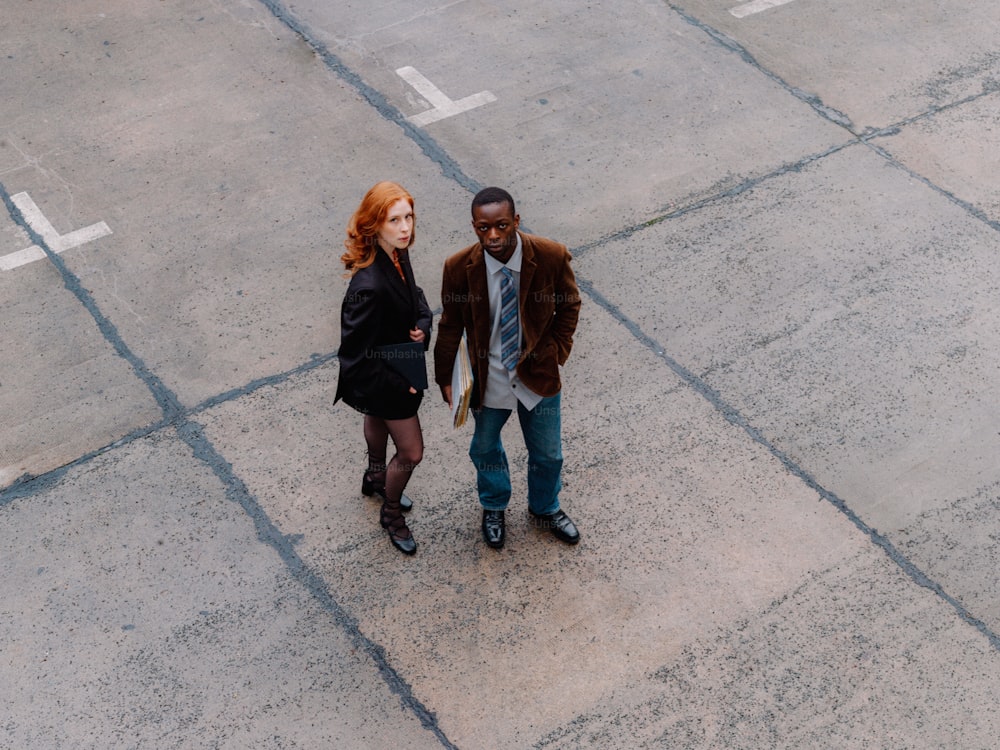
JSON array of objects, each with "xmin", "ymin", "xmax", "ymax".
[{"xmin": 472, "ymin": 201, "xmax": 520, "ymax": 262}]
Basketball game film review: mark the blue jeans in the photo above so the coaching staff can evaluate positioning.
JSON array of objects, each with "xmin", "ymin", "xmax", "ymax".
[{"xmin": 469, "ymin": 393, "xmax": 563, "ymax": 515}]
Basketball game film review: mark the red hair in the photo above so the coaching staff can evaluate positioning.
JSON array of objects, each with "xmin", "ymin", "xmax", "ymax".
[{"xmin": 342, "ymin": 181, "xmax": 415, "ymax": 274}]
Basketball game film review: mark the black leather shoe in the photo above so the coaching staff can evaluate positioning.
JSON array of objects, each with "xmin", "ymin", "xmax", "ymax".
[
  {"xmin": 530, "ymin": 509, "xmax": 580, "ymax": 545},
  {"xmin": 362, "ymin": 472, "xmax": 412, "ymax": 512},
  {"xmin": 482, "ymin": 509, "xmax": 505, "ymax": 549}
]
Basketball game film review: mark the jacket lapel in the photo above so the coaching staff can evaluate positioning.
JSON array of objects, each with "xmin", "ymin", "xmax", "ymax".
[
  {"xmin": 517, "ymin": 232, "xmax": 537, "ymax": 315},
  {"xmin": 465, "ymin": 245, "xmax": 492, "ymax": 359}
]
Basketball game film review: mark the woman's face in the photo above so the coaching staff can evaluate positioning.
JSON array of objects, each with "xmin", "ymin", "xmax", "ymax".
[{"xmin": 376, "ymin": 198, "xmax": 414, "ymax": 252}]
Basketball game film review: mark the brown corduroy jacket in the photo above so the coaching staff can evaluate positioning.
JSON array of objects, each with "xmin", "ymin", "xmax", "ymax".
[{"xmin": 433, "ymin": 231, "xmax": 581, "ymax": 408}]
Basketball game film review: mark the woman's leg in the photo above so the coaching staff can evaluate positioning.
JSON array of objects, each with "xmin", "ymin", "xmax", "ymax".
[
  {"xmin": 377, "ymin": 414, "xmax": 423, "ymax": 554},
  {"xmin": 384, "ymin": 415, "xmax": 424, "ymax": 503},
  {"xmin": 363, "ymin": 415, "xmax": 389, "ymax": 488}
]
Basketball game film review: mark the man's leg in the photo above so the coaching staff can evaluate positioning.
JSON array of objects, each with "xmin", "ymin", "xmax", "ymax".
[
  {"xmin": 470, "ymin": 405, "xmax": 513, "ymax": 548},
  {"xmin": 519, "ymin": 393, "xmax": 579, "ymax": 544},
  {"xmin": 518, "ymin": 393, "xmax": 563, "ymax": 516},
  {"xmin": 470, "ymin": 406, "xmax": 514, "ymax": 509}
]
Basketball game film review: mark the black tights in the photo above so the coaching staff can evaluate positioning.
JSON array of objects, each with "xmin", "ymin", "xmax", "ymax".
[{"xmin": 363, "ymin": 414, "xmax": 423, "ymax": 503}]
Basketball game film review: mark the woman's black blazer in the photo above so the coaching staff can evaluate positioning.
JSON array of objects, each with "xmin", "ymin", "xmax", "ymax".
[{"xmin": 335, "ymin": 249, "xmax": 432, "ymax": 417}]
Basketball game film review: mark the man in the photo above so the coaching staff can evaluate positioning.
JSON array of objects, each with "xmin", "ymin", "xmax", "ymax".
[{"xmin": 434, "ymin": 187, "xmax": 582, "ymax": 549}]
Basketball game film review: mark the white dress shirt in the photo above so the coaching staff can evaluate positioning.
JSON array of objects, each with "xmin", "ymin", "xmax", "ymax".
[{"xmin": 482, "ymin": 235, "xmax": 543, "ymax": 411}]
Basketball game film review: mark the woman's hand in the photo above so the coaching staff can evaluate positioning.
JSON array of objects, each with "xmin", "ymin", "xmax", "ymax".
[{"xmin": 407, "ymin": 327, "xmax": 424, "ymax": 393}]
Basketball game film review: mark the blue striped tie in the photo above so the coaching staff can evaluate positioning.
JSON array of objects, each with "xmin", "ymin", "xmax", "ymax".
[{"xmin": 499, "ymin": 267, "xmax": 519, "ymax": 370}]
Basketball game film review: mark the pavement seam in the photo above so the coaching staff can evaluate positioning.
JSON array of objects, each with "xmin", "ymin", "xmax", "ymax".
[
  {"xmin": 0, "ymin": 355, "xmax": 333, "ymax": 504},
  {"xmin": 0, "ymin": 186, "xmax": 184, "ymax": 423},
  {"xmin": 668, "ymin": 3, "xmax": 856, "ymax": 132},
  {"xmin": 188, "ymin": 350, "xmax": 338, "ymax": 415},
  {"xmin": 860, "ymin": 85, "xmax": 1000, "ymax": 140},
  {"xmin": 570, "ymin": 139, "xmax": 858, "ymax": 260},
  {"xmin": 255, "ymin": 0, "xmax": 481, "ymax": 196},
  {"xmin": 861, "ymin": 139, "xmax": 1000, "ymax": 233},
  {"xmin": 574, "ymin": 274, "xmax": 1000, "ymax": 653},
  {"xmin": 174, "ymin": 419, "xmax": 459, "ymax": 749},
  {"xmin": 0, "ymin": 418, "xmax": 173, "ymax": 505}
]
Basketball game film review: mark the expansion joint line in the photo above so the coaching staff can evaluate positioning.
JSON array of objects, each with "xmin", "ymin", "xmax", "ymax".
[{"xmin": 576, "ymin": 280, "xmax": 1000, "ymax": 654}]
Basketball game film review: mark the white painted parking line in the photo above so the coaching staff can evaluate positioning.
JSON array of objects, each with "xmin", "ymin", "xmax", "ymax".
[
  {"xmin": 0, "ymin": 245, "xmax": 48, "ymax": 271},
  {"xmin": 0, "ymin": 192, "xmax": 111, "ymax": 271},
  {"xmin": 730, "ymin": 0, "xmax": 799, "ymax": 18},
  {"xmin": 396, "ymin": 66, "xmax": 496, "ymax": 127}
]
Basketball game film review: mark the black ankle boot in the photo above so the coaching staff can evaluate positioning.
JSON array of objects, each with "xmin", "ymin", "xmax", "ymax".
[
  {"xmin": 380, "ymin": 500, "xmax": 416, "ymax": 555},
  {"xmin": 363, "ymin": 471, "xmax": 412, "ymax": 511}
]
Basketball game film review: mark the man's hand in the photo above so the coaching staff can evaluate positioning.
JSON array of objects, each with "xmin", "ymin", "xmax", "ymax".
[
  {"xmin": 441, "ymin": 384, "xmax": 453, "ymax": 408},
  {"xmin": 409, "ymin": 327, "xmax": 425, "ymax": 343}
]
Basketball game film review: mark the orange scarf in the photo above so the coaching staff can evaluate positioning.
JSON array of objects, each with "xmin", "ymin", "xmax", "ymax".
[{"xmin": 391, "ymin": 250, "xmax": 405, "ymax": 281}]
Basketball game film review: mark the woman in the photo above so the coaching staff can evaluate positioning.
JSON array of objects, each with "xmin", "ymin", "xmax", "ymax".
[{"xmin": 335, "ymin": 182, "xmax": 432, "ymax": 555}]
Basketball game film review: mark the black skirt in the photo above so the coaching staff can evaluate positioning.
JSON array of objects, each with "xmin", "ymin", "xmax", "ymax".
[{"xmin": 341, "ymin": 387, "xmax": 423, "ymax": 421}]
